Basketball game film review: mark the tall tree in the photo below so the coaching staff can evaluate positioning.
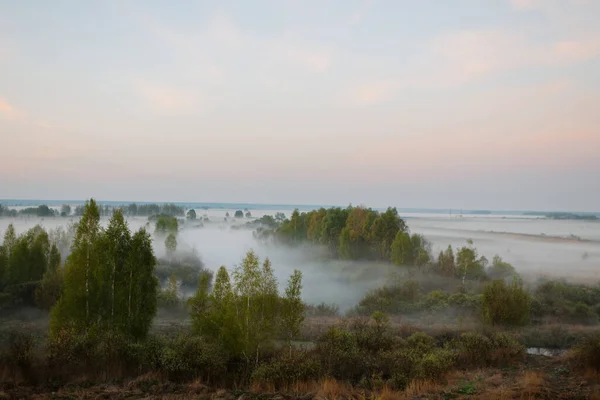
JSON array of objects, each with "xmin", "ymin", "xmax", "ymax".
[
  {"xmin": 281, "ymin": 269, "xmax": 304, "ymax": 356},
  {"xmin": 50, "ymin": 199, "xmax": 101, "ymax": 336},
  {"xmin": 126, "ymin": 228, "xmax": 158, "ymax": 339},
  {"xmin": 98, "ymin": 209, "xmax": 131, "ymax": 323},
  {"xmin": 165, "ymin": 233, "xmax": 177, "ymax": 255}
]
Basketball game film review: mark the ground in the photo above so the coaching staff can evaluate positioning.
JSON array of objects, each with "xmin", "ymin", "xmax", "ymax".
[{"xmin": 1, "ymin": 354, "xmax": 598, "ymax": 400}]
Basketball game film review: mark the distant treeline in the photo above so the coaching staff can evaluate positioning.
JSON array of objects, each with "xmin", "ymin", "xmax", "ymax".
[
  {"xmin": 523, "ymin": 211, "xmax": 599, "ymax": 220},
  {"xmin": 0, "ymin": 203, "xmax": 186, "ymax": 218}
]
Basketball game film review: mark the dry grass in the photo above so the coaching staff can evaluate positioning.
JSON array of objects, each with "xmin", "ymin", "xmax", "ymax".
[
  {"xmin": 378, "ymin": 385, "xmax": 404, "ymax": 400},
  {"xmin": 474, "ymin": 385, "xmax": 513, "ymax": 400},
  {"xmin": 520, "ymin": 371, "xmax": 545, "ymax": 399},
  {"xmin": 583, "ymin": 367, "xmax": 600, "ymax": 384},
  {"xmin": 402, "ymin": 379, "xmax": 443, "ymax": 397},
  {"xmin": 317, "ymin": 378, "xmax": 353, "ymax": 400}
]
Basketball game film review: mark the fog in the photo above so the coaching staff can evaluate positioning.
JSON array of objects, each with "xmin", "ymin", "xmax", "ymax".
[{"xmin": 1, "ymin": 208, "xmax": 600, "ymax": 311}]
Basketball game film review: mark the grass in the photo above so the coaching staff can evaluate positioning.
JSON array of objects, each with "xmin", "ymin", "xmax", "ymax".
[{"xmin": 520, "ymin": 371, "xmax": 545, "ymax": 398}]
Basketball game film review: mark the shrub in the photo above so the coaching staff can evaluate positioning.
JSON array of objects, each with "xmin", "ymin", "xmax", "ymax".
[
  {"xmin": 251, "ymin": 351, "xmax": 321, "ymax": 389},
  {"xmin": 423, "ymin": 290, "xmax": 449, "ymax": 312},
  {"xmin": 306, "ymin": 302, "xmax": 340, "ymax": 317},
  {"xmin": 413, "ymin": 348, "xmax": 456, "ymax": 380},
  {"xmin": 0, "ymin": 329, "xmax": 37, "ymax": 380},
  {"xmin": 454, "ymin": 332, "xmax": 524, "ymax": 368},
  {"xmin": 316, "ymin": 326, "xmax": 364, "ymax": 382},
  {"xmin": 568, "ymin": 302, "xmax": 598, "ymax": 325},
  {"xmin": 454, "ymin": 332, "xmax": 493, "ymax": 367},
  {"xmin": 482, "ymin": 278, "xmax": 531, "ymax": 326},
  {"xmin": 159, "ymin": 334, "xmax": 227, "ymax": 381},
  {"xmin": 573, "ymin": 333, "xmax": 600, "ymax": 372}
]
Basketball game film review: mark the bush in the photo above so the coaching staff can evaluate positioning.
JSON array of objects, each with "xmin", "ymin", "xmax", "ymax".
[
  {"xmin": 454, "ymin": 332, "xmax": 524, "ymax": 368},
  {"xmin": 413, "ymin": 348, "xmax": 455, "ymax": 380},
  {"xmin": 482, "ymin": 278, "xmax": 531, "ymax": 326},
  {"xmin": 573, "ymin": 333, "xmax": 600, "ymax": 372},
  {"xmin": 306, "ymin": 302, "xmax": 340, "ymax": 317},
  {"xmin": 159, "ymin": 334, "xmax": 227, "ymax": 381},
  {"xmin": 251, "ymin": 351, "xmax": 321, "ymax": 389},
  {"xmin": 568, "ymin": 302, "xmax": 599, "ymax": 325},
  {"xmin": 0, "ymin": 329, "xmax": 37, "ymax": 380}
]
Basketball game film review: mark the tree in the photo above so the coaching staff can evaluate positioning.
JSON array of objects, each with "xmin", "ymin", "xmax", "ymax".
[
  {"xmin": 232, "ymin": 250, "xmax": 263, "ymax": 362},
  {"xmin": 50, "ymin": 199, "xmax": 102, "ymax": 336},
  {"xmin": 456, "ymin": 245, "xmax": 487, "ymax": 283},
  {"xmin": 281, "ymin": 269, "xmax": 304, "ymax": 355},
  {"xmin": 6, "ymin": 225, "xmax": 50, "ymax": 285},
  {"xmin": 391, "ymin": 231, "xmax": 413, "ymax": 265},
  {"xmin": 98, "ymin": 209, "xmax": 131, "ymax": 323},
  {"xmin": 165, "ymin": 233, "xmax": 177, "ymax": 255},
  {"xmin": 50, "ymin": 199, "xmax": 158, "ymax": 340},
  {"xmin": 437, "ymin": 246, "xmax": 456, "ymax": 277},
  {"xmin": 275, "ymin": 212, "xmax": 286, "ymax": 222},
  {"xmin": 60, "ymin": 204, "xmax": 71, "ymax": 217},
  {"xmin": 154, "ymin": 215, "xmax": 178, "ymax": 235},
  {"xmin": 187, "ymin": 209, "xmax": 197, "ymax": 220},
  {"xmin": 0, "ymin": 224, "xmax": 17, "ymax": 287},
  {"xmin": 35, "ymin": 244, "xmax": 63, "ymax": 310},
  {"xmin": 234, "ymin": 210, "xmax": 244, "ymax": 218},
  {"xmin": 482, "ymin": 277, "xmax": 531, "ymax": 326},
  {"xmin": 245, "ymin": 211, "xmax": 252, "ymax": 218},
  {"xmin": 487, "ymin": 255, "xmax": 516, "ymax": 279}
]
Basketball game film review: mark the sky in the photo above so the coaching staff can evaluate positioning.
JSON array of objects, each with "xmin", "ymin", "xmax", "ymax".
[{"xmin": 1, "ymin": 0, "xmax": 599, "ymax": 211}]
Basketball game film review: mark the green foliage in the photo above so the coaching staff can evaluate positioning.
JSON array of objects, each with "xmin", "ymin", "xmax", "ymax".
[
  {"xmin": 234, "ymin": 210, "xmax": 244, "ymax": 218},
  {"xmin": 454, "ymin": 332, "xmax": 525, "ymax": 367},
  {"xmin": 154, "ymin": 214, "xmax": 178, "ymax": 235},
  {"xmin": 190, "ymin": 251, "xmax": 304, "ymax": 364},
  {"xmin": 158, "ymin": 333, "xmax": 227, "ymax": 381},
  {"xmin": 306, "ymin": 302, "xmax": 340, "ymax": 317},
  {"xmin": 19, "ymin": 205, "xmax": 57, "ymax": 217},
  {"xmin": 437, "ymin": 245, "xmax": 456, "ymax": 277},
  {"xmin": 158, "ymin": 273, "xmax": 181, "ymax": 308},
  {"xmin": 186, "ymin": 209, "xmax": 196, "ymax": 220},
  {"xmin": 251, "ymin": 352, "xmax": 321, "ymax": 389},
  {"xmin": 155, "ymin": 251, "xmax": 209, "ymax": 290},
  {"xmin": 487, "ymin": 255, "xmax": 517, "ymax": 279},
  {"xmin": 456, "ymin": 245, "xmax": 488, "ymax": 281},
  {"xmin": 281, "ymin": 270, "xmax": 304, "ymax": 352},
  {"xmin": 272, "ymin": 206, "xmax": 405, "ymax": 263},
  {"xmin": 4, "ymin": 225, "xmax": 50, "ymax": 286},
  {"xmin": 165, "ymin": 233, "xmax": 177, "ymax": 255},
  {"xmin": 532, "ymin": 280, "xmax": 600, "ymax": 324},
  {"xmin": 573, "ymin": 333, "xmax": 600, "ymax": 372},
  {"xmin": 50, "ymin": 199, "xmax": 158, "ymax": 340},
  {"xmin": 60, "ymin": 204, "xmax": 71, "ymax": 217},
  {"xmin": 34, "ymin": 245, "xmax": 63, "ymax": 310},
  {"xmin": 482, "ymin": 278, "xmax": 531, "ymax": 326}
]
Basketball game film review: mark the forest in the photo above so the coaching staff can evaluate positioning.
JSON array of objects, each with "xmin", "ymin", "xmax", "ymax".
[{"xmin": 0, "ymin": 201, "xmax": 599, "ymax": 399}]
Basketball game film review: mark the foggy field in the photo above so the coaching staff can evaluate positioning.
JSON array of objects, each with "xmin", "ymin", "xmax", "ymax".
[{"xmin": 2, "ymin": 208, "xmax": 599, "ymax": 311}]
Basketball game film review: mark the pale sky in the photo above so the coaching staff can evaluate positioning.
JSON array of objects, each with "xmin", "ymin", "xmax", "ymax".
[{"xmin": 1, "ymin": 0, "xmax": 599, "ymax": 211}]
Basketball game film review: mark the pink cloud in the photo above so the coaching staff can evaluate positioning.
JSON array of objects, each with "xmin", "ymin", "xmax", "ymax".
[
  {"xmin": 0, "ymin": 97, "xmax": 21, "ymax": 120},
  {"xmin": 133, "ymin": 80, "xmax": 199, "ymax": 113},
  {"xmin": 553, "ymin": 39, "xmax": 600, "ymax": 63},
  {"xmin": 352, "ymin": 81, "xmax": 397, "ymax": 105}
]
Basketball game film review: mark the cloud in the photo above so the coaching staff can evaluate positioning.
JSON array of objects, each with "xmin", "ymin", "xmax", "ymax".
[
  {"xmin": 552, "ymin": 39, "xmax": 600, "ymax": 64},
  {"xmin": 349, "ymin": 0, "xmax": 374, "ymax": 24},
  {"xmin": 0, "ymin": 97, "xmax": 21, "ymax": 120},
  {"xmin": 207, "ymin": 13, "xmax": 242, "ymax": 48},
  {"xmin": 277, "ymin": 44, "xmax": 332, "ymax": 73},
  {"xmin": 510, "ymin": 0, "xmax": 545, "ymax": 10},
  {"xmin": 352, "ymin": 81, "xmax": 397, "ymax": 105},
  {"xmin": 133, "ymin": 80, "xmax": 199, "ymax": 113}
]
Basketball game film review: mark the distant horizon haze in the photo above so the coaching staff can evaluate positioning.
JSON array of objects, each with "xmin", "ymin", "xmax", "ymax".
[{"xmin": 1, "ymin": 1, "xmax": 599, "ymax": 212}]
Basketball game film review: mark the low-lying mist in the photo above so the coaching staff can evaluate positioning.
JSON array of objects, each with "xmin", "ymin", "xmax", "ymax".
[{"xmin": 1, "ymin": 211, "xmax": 600, "ymax": 311}]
